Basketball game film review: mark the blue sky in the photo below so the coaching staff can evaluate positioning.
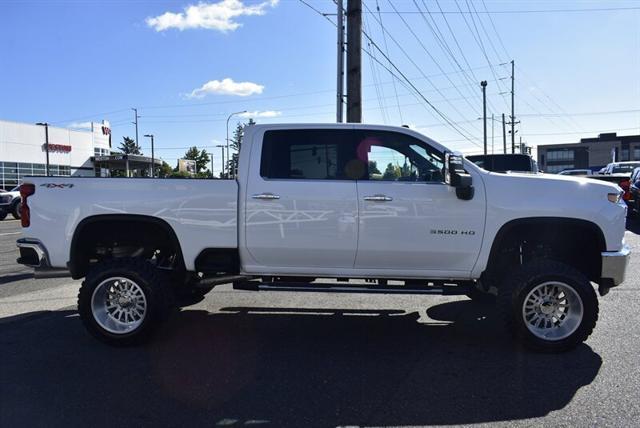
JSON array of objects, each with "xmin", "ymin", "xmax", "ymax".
[{"xmin": 1, "ymin": 0, "xmax": 639, "ymax": 173}]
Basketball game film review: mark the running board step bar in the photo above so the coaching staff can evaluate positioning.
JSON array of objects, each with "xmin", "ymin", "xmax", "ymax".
[{"xmin": 232, "ymin": 280, "xmax": 472, "ymax": 296}]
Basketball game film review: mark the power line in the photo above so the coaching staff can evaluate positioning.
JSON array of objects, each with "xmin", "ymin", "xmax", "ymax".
[
  {"xmin": 362, "ymin": 2, "xmax": 482, "ymax": 141},
  {"xmin": 367, "ymin": 6, "xmax": 640, "ymax": 15},
  {"xmin": 385, "ymin": 0, "xmax": 483, "ymax": 118},
  {"xmin": 374, "ymin": 0, "xmax": 403, "ymax": 124},
  {"xmin": 359, "ymin": 39, "xmax": 482, "ymax": 147}
]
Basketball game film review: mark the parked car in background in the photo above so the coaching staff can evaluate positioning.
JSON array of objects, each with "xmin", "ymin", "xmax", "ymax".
[
  {"xmin": 465, "ymin": 154, "xmax": 538, "ymax": 173},
  {"xmin": 0, "ymin": 186, "xmax": 21, "ymax": 220},
  {"xmin": 629, "ymin": 167, "xmax": 640, "ymax": 215},
  {"xmin": 559, "ymin": 169, "xmax": 593, "ymax": 176},
  {"xmin": 601, "ymin": 161, "xmax": 640, "ymax": 175},
  {"xmin": 591, "ymin": 162, "xmax": 640, "ymax": 211}
]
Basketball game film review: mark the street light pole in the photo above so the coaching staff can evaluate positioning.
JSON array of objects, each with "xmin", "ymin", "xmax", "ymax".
[
  {"xmin": 36, "ymin": 122, "xmax": 50, "ymax": 176},
  {"xmin": 226, "ymin": 110, "xmax": 247, "ymax": 178},
  {"xmin": 481, "ymin": 81, "xmax": 488, "ymax": 155},
  {"xmin": 144, "ymin": 134, "xmax": 154, "ymax": 177},
  {"xmin": 216, "ymin": 144, "xmax": 225, "ymax": 179}
]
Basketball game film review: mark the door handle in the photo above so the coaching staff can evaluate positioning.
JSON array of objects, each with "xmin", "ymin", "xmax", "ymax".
[
  {"xmin": 252, "ymin": 193, "xmax": 280, "ymax": 200},
  {"xmin": 363, "ymin": 194, "xmax": 393, "ymax": 202}
]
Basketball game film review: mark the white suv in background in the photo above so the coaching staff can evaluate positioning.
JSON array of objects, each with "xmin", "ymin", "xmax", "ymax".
[{"xmin": 0, "ymin": 186, "xmax": 22, "ymax": 220}]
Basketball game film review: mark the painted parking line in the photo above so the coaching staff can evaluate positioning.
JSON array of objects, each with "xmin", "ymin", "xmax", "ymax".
[{"xmin": 0, "ymin": 232, "xmax": 21, "ymax": 236}]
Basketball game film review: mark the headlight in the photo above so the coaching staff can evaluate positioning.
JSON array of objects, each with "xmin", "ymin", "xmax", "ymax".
[{"xmin": 607, "ymin": 191, "xmax": 623, "ymax": 203}]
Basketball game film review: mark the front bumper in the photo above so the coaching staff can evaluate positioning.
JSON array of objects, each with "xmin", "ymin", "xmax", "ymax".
[
  {"xmin": 16, "ymin": 238, "xmax": 70, "ymax": 278},
  {"xmin": 601, "ymin": 245, "xmax": 630, "ymax": 288}
]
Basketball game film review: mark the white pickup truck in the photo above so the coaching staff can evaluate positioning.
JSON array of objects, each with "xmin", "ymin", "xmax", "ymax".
[{"xmin": 16, "ymin": 124, "xmax": 630, "ymax": 351}]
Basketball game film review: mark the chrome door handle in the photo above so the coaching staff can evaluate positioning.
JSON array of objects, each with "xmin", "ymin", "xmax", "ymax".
[
  {"xmin": 252, "ymin": 193, "xmax": 280, "ymax": 200},
  {"xmin": 363, "ymin": 194, "xmax": 393, "ymax": 202}
]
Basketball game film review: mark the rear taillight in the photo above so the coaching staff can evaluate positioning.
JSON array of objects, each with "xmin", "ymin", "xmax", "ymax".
[{"xmin": 19, "ymin": 183, "xmax": 35, "ymax": 227}]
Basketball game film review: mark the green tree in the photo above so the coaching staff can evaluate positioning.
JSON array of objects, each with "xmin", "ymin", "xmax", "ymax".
[
  {"xmin": 158, "ymin": 161, "xmax": 173, "ymax": 178},
  {"xmin": 368, "ymin": 161, "xmax": 381, "ymax": 175},
  {"xmin": 182, "ymin": 146, "xmax": 211, "ymax": 174},
  {"xmin": 382, "ymin": 163, "xmax": 400, "ymax": 180},
  {"xmin": 226, "ymin": 118, "xmax": 256, "ymax": 177},
  {"xmin": 118, "ymin": 136, "xmax": 142, "ymax": 155}
]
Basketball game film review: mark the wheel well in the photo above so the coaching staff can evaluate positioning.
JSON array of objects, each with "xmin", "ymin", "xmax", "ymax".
[
  {"xmin": 484, "ymin": 218, "xmax": 606, "ymax": 284},
  {"xmin": 69, "ymin": 215, "xmax": 184, "ymax": 279}
]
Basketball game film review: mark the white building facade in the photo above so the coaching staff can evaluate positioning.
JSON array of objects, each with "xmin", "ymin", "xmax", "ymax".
[{"xmin": 0, "ymin": 119, "xmax": 111, "ymax": 189}]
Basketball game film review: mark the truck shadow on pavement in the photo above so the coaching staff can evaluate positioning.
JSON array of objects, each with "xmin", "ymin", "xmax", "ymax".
[{"xmin": 0, "ymin": 300, "xmax": 602, "ymax": 427}]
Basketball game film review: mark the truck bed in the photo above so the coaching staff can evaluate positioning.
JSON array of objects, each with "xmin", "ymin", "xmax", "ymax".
[{"xmin": 22, "ymin": 177, "xmax": 238, "ymax": 271}]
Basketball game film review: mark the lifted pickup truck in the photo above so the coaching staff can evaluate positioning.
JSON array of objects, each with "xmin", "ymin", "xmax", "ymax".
[{"xmin": 16, "ymin": 124, "xmax": 630, "ymax": 351}]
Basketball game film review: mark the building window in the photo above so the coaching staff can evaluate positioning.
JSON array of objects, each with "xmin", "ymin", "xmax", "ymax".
[
  {"xmin": 0, "ymin": 161, "xmax": 71, "ymax": 189},
  {"xmin": 621, "ymin": 149, "xmax": 630, "ymax": 161},
  {"xmin": 546, "ymin": 164, "xmax": 575, "ymax": 174},
  {"xmin": 547, "ymin": 150, "xmax": 574, "ymax": 161},
  {"xmin": 633, "ymin": 147, "xmax": 640, "ymax": 160}
]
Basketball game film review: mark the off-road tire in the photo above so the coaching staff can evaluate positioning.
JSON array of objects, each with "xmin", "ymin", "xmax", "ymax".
[
  {"xmin": 78, "ymin": 258, "xmax": 174, "ymax": 346},
  {"xmin": 498, "ymin": 259, "xmax": 598, "ymax": 353}
]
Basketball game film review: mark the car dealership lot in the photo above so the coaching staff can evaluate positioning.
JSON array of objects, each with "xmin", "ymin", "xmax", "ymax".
[{"xmin": 1, "ymin": 219, "xmax": 639, "ymax": 427}]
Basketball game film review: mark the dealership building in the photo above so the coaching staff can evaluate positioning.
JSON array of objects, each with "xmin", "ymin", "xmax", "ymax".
[
  {"xmin": 537, "ymin": 132, "xmax": 640, "ymax": 173},
  {"xmin": 0, "ymin": 119, "xmax": 161, "ymax": 189}
]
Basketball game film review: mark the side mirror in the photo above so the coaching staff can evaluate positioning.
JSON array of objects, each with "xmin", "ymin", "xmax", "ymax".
[{"xmin": 445, "ymin": 152, "xmax": 474, "ymax": 200}]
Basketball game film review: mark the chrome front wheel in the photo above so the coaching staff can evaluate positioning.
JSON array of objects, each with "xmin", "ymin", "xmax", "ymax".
[{"xmin": 522, "ymin": 281, "xmax": 583, "ymax": 341}]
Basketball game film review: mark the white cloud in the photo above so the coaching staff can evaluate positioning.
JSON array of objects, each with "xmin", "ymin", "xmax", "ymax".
[
  {"xmin": 146, "ymin": 0, "xmax": 279, "ymax": 33},
  {"xmin": 67, "ymin": 121, "xmax": 93, "ymax": 130},
  {"xmin": 187, "ymin": 78, "xmax": 264, "ymax": 98},
  {"xmin": 240, "ymin": 110, "xmax": 281, "ymax": 118}
]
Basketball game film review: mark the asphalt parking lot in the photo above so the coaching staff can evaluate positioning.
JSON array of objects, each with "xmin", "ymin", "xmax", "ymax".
[{"xmin": 1, "ymin": 218, "xmax": 639, "ymax": 427}]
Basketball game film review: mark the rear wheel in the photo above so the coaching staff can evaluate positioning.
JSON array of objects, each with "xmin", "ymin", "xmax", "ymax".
[
  {"xmin": 78, "ymin": 258, "xmax": 173, "ymax": 346},
  {"xmin": 0, "ymin": 211, "xmax": 7, "ymax": 221},
  {"xmin": 498, "ymin": 260, "xmax": 598, "ymax": 352}
]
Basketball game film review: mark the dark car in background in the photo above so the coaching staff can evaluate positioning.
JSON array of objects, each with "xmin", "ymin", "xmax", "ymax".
[
  {"xmin": 629, "ymin": 167, "xmax": 640, "ymax": 216},
  {"xmin": 465, "ymin": 154, "xmax": 538, "ymax": 173}
]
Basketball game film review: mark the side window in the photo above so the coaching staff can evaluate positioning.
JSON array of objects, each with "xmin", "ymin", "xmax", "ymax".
[
  {"xmin": 356, "ymin": 131, "xmax": 444, "ymax": 182},
  {"xmin": 260, "ymin": 129, "xmax": 362, "ymax": 180}
]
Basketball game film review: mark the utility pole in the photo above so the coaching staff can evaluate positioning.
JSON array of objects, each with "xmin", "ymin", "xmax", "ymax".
[
  {"xmin": 132, "ymin": 108, "xmax": 139, "ymax": 152},
  {"xmin": 336, "ymin": 0, "xmax": 345, "ymax": 123},
  {"xmin": 502, "ymin": 113, "xmax": 507, "ymax": 154},
  {"xmin": 346, "ymin": 0, "xmax": 362, "ymax": 123},
  {"xmin": 510, "ymin": 60, "xmax": 515, "ymax": 154},
  {"xmin": 36, "ymin": 122, "xmax": 50, "ymax": 176},
  {"xmin": 216, "ymin": 144, "xmax": 225, "ymax": 178},
  {"xmin": 491, "ymin": 113, "xmax": 495, "ymax": 154},
  {"xmin": 144, "ymin": 134, "xmax": 155, "ymax": 177},
  {"xmin": 481, "ymin": 81, "xmax": 487, "ymax": 155}
]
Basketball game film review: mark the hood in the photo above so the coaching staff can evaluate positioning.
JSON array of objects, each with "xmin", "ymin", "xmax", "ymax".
[{"xmin": 482, "ymin": 170, "xmax": 621, "ymax": 200}]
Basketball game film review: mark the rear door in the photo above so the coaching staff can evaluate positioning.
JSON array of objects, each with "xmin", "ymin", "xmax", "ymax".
[
  {"xmin": 243, "ymin": 128, "xmax": 361, "ymax": 273},
  {"xmin": 354, "ymin": 129, "xmax": 486, "ymax": 275}
]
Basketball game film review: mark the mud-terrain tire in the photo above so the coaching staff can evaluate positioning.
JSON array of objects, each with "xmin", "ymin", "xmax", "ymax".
[
  {"xmin": 78, "ymin": 258, "xmax": 173, "ymax": 346},
  {"xmin": 498, "ymin": 260, "xmax": 598, "ymax": 352}
]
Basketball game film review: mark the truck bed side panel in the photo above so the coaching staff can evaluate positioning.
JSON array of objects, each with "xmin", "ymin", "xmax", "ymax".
[{"xmin": 22, "ymin": 178, "xmax": 238, "ymax": 271}]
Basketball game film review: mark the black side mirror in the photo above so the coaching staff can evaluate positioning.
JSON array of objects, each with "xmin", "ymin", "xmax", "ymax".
[{"xmin": 445, "ymin": 153, "xmax": 474, "ymax": 200}]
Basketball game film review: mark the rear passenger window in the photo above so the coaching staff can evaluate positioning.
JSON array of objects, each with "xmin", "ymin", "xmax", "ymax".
[{"xmin": 260, "ymin": 130, "xmax": 361, "ymax": 180}]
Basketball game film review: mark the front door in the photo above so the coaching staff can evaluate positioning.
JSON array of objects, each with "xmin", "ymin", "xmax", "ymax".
[{"xmin": 354, "ymin": 130, "xmax": 485, "ymax": 276}]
